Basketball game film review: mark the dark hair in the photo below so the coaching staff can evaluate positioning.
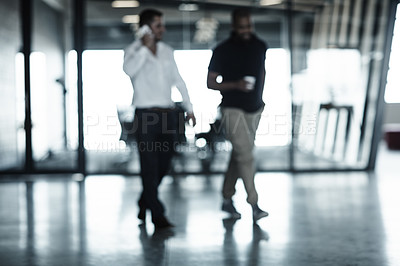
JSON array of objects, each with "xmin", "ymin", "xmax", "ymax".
[
  {"xmin": 139, "ymin": 9, "xmax": 163, "ymax": 27},
  {"xmin": 231, "ymin": 8, "xmax": 251, "ymax": 25}
]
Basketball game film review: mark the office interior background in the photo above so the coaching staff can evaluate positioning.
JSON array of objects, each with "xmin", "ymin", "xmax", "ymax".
[
  {"xmin": 1, "ymin": 0, "xmax": 400, "ymax": 175},
  {"xmin": 1, "ymin": 0, "xmax": 400, "ymax": 265}
]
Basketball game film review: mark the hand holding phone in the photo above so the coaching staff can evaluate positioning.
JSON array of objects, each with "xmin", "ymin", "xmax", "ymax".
[
  {"xmin": 136, "ymin": 25, "xmax": 153, "ymax": 39},
  {"xmin": 136, "ymin": 24, "xmax": 156, "ymax": 53}
]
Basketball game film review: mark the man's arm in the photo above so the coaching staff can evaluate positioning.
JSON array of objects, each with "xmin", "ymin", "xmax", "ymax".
[
  {"xmin": 174, "ymin": 77, "xmax": 197, "ymax": 127},
  {"xmin": 123, "ymin": 35, "xmax": 156, "ymax": 79},
  {"xmin": 171, "ymin": 52, "xmax": 196, "ymax": 126},
  {"xmin": 260, "ymin": 68, "xmax": 266, "ymax": 90},
  {"xmin": 207, "ymin": 71, "xmax": 250, "ymax": 92}
]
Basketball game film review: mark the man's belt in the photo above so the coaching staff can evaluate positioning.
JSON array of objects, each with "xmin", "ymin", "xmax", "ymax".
[{"xmin": 138, "ymin": 107, "xmax": 175, "ymax": 112}]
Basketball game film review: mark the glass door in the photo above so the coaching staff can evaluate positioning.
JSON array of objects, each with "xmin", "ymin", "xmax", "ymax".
[{"xmin": 30, "ymin": 0, "xmax": 78, "ymax": 171}]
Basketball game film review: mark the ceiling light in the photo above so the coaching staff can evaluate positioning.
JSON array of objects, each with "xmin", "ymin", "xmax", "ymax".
[
  {"xmin": 122, "ymin": 15, "xmax": 140, "ymax": 24},
  {"xmin": 260, "ymin": 0, "xmax": 283, "ymax": 6},
  {"xmin": 112, "ymin": 0, "xmax": 140, "ymax": 8},
  {"xmin": 178, "ymin": 3, "xmax": 199, "ymax": 12}
]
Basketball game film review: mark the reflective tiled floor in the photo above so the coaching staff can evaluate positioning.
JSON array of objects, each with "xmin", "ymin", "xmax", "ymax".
[{"xmin": 1, "ymin": 146, "xmax": 400, "ymax": 266}]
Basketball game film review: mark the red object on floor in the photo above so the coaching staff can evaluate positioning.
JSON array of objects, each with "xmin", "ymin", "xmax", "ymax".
[{"xmin": 384, "ymin": 124, "xmax": 400, "ymax": 150}]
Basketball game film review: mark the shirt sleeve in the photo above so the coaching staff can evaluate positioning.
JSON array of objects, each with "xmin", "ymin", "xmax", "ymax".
[
  {"xmin": 208, "ymin": 46, "xmax": 223, "ymax": 74},
  {"xmin": 263, "ymin": 41, "xmax": 268, "ymax": 60},
  {"xmin": 170, "ymin": 52, "xmax": 193, "ymax": 113},
  {"xmin": 123, "ymin": 42, "xmax": 152, "ymax": 79}
]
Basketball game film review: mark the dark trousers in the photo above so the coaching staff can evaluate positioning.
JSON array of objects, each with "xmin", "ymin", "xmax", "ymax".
[{"xmin": 135, "ymin": 108, "xmax": 177, "ymax": 222}]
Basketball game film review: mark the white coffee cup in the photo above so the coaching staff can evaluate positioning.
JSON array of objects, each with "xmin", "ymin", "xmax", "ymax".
[{"xmin": 244, "ymin": 76, "xmax": 256, "ymax": 90}]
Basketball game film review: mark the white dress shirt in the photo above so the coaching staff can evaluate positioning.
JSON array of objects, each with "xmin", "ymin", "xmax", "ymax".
[{"xmin": 123, "ymin": 40, "xmax": 193, "ymax": 113}]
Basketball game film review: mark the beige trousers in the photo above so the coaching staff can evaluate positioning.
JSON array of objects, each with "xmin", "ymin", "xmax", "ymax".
[{"xmin": 221, "ymin": 106, "xmax": 264, "ymax": 205}]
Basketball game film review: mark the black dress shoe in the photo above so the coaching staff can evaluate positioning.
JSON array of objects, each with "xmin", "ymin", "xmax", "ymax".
[
  {"xmin": 153, "ymin": 217, "xmax": 175, "ymax": 229},
  {"xmin": 252, "ymin": 205, "xmax": 269, "ymax": 222},
  {"xmin": 152, "ymin": 228, "xmax": 175, "ymax": 239}
]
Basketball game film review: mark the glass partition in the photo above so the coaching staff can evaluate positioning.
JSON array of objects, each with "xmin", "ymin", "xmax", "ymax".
[
  {"xmin": 30, "ymin": 0, "xmax": 78, "ymax": 171},
  {"xmin": 83, "ymin": 1, "xmax": 293, "ymax": 174},
  {"xmin": 291, "ymin": 0, "xmax": 395, "ymax": 170},
  {"xmin": 1, "ymin": 0, "xmax": 395, "ymax": 175},
  {"xmin": 81, "ymin": 0, "xmax": 396, "ymax": 174},
  {"xmin": 0, "ymin": 1, "xmax": 24, "ymax": 171}
]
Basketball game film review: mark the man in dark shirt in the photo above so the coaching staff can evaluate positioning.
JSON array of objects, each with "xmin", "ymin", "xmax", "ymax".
[{"xmin": 207, "ymin": 8, "xmax": 268, "ymax": 222}]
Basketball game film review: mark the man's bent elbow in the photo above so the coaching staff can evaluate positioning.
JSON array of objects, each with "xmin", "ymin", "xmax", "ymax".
[{"xmin": 207, "ymin": 82, "xmax": 218, "ymax": 91}]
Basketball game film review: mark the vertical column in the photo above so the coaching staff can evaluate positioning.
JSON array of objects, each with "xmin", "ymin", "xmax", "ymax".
[
  {"xmin": 21, "ymin": 0, "xmax": 33, "ymax": 172},
  {"xmin": 74, "ymin": 0, "xmax": 85, "ymax": 174},
  {"xmin": 328, "ymin": 0, "xmax": 343, "ymax": 45},
  {"xmin": 310, "ymin": 8, "xmax": 322, "ymax": 49},
  {"xmin": 338, "ymin": 0, "xmax": 352, "ymax": 46},
  {"xmin": 287, "ymin": 0, "xmax": 295, "ymax": 171},
  {"xmin": 358, "ymin": 0, "xmax": 379, "ymax": 162},
  {"xmin": 349, "ymin": 0, "xmax": 363, "ymax": 47},
  {"xmin": 317, "ymin": 4, "xmax": 333, "ymax": 48},
  {"xmin": 368, "ymin": 0, "xmax": 398, "ymax": 169},
  {"xmin": 360, "ymin": 0, "xmax": 378, "ymax": 55},
  {"xmin": 361, "ymin": 0, "xmax": 389, "ymax": 164}
]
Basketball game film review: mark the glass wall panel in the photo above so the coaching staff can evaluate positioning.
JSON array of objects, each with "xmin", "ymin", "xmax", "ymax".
[
  {"xmin": 291, "ymin": 0, "xmax": 394, "ymax": 170},
  {"xmin": 82, "ymin": 0, "xmax": 395, "ymax": 174},
  {"xmin": 0, "ymin": 0, "xmax": 24, "ymax": 171},
  {"xmin": 83, "ymin": 1, "xmax": 291, "ymax": 174},
  {"xmin": 1, "ymin": 0, "xmax": 395, "ymax": 175},
  {"xmin": 31, "ymin": 0, "xmax": 78, "ymax": 170}
]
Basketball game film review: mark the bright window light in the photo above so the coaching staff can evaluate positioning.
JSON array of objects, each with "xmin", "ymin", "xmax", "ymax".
[
  {"xmin": 67, "ymin": 50, "xmax": 78, "ymax": 149},
  {"xmin": 76, "ymin": 49, "xmax": 291, "ymax": 151},
  {"xmin": 173, "ymin": 50, "xmax": 220, "ymax": 138},
  {"xmin": 174, "ymin": 49, "xmax": 291, "ymax": 147},
  {"xmin": 30, "ymin": 52, "xmax": 48, "ymax": 159},
  {"xmin": 81, "ymin": 50, "xmax": 132, "ymax": 151}
]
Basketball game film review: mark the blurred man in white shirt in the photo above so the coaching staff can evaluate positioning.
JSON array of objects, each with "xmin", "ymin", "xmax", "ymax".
[{"xmin": 123, "ymin": 9, "xmax": 196, "ymax": 230}]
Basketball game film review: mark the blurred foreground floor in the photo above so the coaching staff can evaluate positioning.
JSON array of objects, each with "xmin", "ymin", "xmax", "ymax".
[{"xmin": 0, "ymin": 145, "xmax": 400, "ymax": 266}]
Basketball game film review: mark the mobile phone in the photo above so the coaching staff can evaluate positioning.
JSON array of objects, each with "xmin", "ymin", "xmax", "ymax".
[{"xmin": 136, "ymin": 25, "xmax": 153, "ymax": 39}]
